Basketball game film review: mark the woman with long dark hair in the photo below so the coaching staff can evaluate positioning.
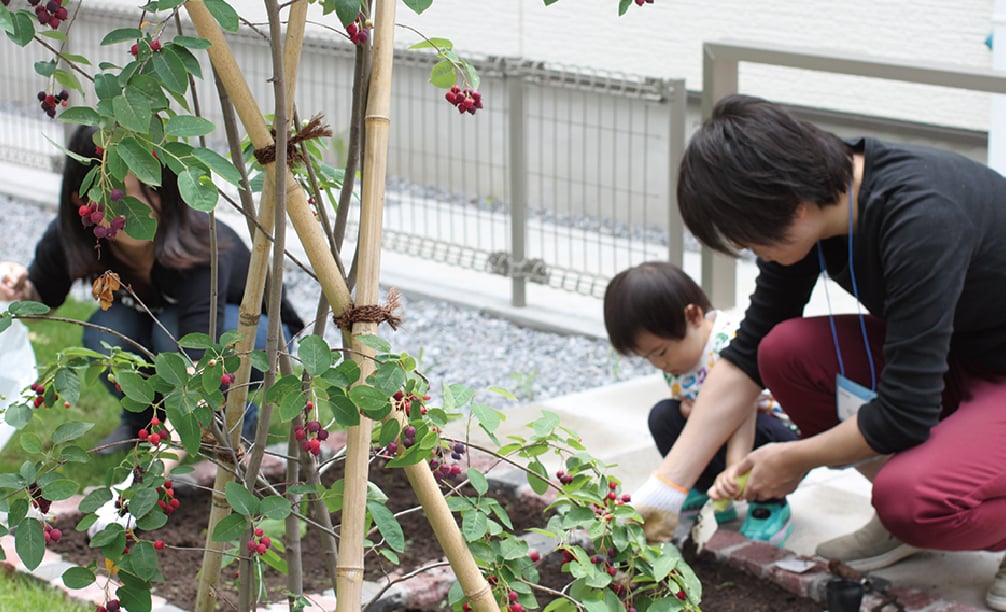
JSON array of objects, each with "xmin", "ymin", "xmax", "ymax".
[{"xmin": 0, "ymin": 125, "xmax": 304, "ymax": 452}]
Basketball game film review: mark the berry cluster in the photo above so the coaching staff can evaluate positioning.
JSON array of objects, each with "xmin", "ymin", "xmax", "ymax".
[
  {"xmin": 586, "ymin": 480, "xmax": 631, "ymax": 523},
  {"xmin": 392, "ymin": 389, "xmax": 431, "ymax": 415},
  {"xmin": 36, "ymin": 89, "xmax": 68, "ymax": 118},
  {"xmin": 95, "ymin": 600, "xmax": 121, "ymax": 612},
  {"xmin": 129, "ymin": 38, "xmax": 162, "ymax": 58},
  {"xmin": 429, "ymin": 440, "xmax": 466, "ymax": 483},
  {"xmin": 156, "ymin": 478, "xmax": 181, "ymax": 515},
  {"xmin": 19, "ymin": 0, "xmax": 69, "ymax": 29},
  {"xmin": 28, "ymin": 381, "xmax": 68, "ymax": 409},
  {"xmin": 555, "ymin": 469, "xmax": 574, "ymax": 485},
  {"xmin": 220, "ymin": 371, "xmax": 236, "ymax": 387},
  {"xmin": 138, "ymin": 416, "xmax": 169, "ymax": 447},
  {"xmin": 43, "ymin": 522, "xmax": 63, "ymax": 545},
  {"xmin": 78, "ymin": 201, "xmax": 126, "ymax": 240},
  {"xmin": 245, "ymin": 527, "xmax": 272, "ymax": 555},
  {"xmin": 633, "ymin": 0, "xmax": 654, "ymax": 5},
  {"xmin": 444, "ymin": 85, "xmax": 483, "ymax": 115},
  {"xmin": 345, "ymin": 14, "xmax": 371, "ymax": 45},
  {"xmin": 294, "ymin": 402, "xmax": 331, "ymax": 457}
]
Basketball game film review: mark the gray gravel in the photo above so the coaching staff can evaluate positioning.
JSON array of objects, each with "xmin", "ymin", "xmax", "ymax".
[{"xmin": 2, "ymin": 195, "xmax": 654, "ymax": 409}]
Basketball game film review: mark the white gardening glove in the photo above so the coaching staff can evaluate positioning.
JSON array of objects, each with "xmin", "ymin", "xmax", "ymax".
[
  {"xmin": 87, "ymin": 471, "xmax": 136, "ymax": 539},
  {"xmin": 631, "ymin": 474, "xmax": 688, "ymax": 543}
]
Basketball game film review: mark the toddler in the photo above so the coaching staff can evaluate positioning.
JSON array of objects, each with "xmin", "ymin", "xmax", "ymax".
[{"xmin": 603, "ymin": 261, "xmax": 797, "ymax": 545}]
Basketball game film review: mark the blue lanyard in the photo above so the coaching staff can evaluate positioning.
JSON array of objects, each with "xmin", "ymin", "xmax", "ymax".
[{"xmin": 815, "ymin": 176, "xmax": 877, "ymax": 391}]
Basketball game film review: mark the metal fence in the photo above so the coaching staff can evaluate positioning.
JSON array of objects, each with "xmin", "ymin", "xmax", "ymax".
[{"xmin": 0, "ymin": 3, "xmax": 690, "ymax": 305}]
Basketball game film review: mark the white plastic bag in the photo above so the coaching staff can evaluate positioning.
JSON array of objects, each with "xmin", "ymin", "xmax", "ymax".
[{"xmin": 0, "ymin": 302, "xmax": 38, "ymax": 451}]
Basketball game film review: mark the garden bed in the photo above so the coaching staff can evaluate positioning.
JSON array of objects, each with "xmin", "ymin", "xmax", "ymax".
[{"xmin": 50, "ymin": 460, "xmax": 823, "ymax": 611}]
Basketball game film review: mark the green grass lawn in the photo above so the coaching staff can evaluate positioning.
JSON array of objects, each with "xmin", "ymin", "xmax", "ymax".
[
  {"xmin": 0, "ymin": 569, "xmax": 92, "ymax": 611},
  {"xmin": 0, "ymin": 298, "xmax": 125, "ymax": 486}
]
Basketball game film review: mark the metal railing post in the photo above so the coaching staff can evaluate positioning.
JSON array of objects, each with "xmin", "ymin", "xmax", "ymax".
[
  {"xmin": 700, "ymin": 44, "xmax": 739, "ymax": 310},
  {"xmin": 665, "ymin": 77, "xmax": 687, "ymax": 268},
  {"xmin": 506, "ymin": 61, "xmax": 529, "ymax": 307}
]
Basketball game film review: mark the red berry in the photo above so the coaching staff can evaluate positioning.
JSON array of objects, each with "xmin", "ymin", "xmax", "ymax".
[
  {"xmin": 150, "ymin": 416, "xmax": 161, "ymax": 426},
  {"xmin": 676, "ymin": 590, "xmax": 686, "ymax": 600},
  {"xmin": 259, "ymin": 536, "xmax": 270, "ymax": 548},
  {"xmin": 529, "ymin": 550, "xmax": 541, "ymax": 562},
  {"xmin": 150, "ymin": 39, "xmax": 162, "ymax": 51},
  {"xmin": 153, "ymin": 539, "xmax": 165, "ymax": 550},
  {"xmin": 163, "ymin": 480, "xmax": 172, "ymax": 489},
  {"xmin": 169, "ymin": 498, "xmax": 180, "ymax": 509},
  {"xmin": 256, "ymin": 542, "xmax": 267, "ymax": 555},
  {"xmin": 138, "ymin": 429, "xmax": 149, "ymax": 441},
  {"xmin": 246, "ymin": 540, "xmax": 257, "ymax": 552},
  {"xmin": 129, "ymin": 43, "xmax": 138, "ymax": 57},
  {"xmin": 254, "ymin": 527, "xmax": 264, "ymax": 537},
  {"xmin": 148, "ymin": 433, "xmax": 161, "ymax": 446},
  {"xmin": 508, "ymin": 591, "xmax": 519, "ymax": 603}
]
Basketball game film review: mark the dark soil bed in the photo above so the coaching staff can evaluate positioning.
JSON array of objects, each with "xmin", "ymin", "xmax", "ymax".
[{"xmin": 51, "ymin": 460, "xmax": 823, "ymax": 611}]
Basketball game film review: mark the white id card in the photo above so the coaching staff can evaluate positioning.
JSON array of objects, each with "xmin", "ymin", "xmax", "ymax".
[{"xmin": 836, "ymin": 373, "xmax": 877, "ymax": 422}]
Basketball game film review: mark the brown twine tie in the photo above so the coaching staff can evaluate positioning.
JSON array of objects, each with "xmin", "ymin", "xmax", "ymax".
[
  {"xmin": 334, "ymin": 288, "xmax": 403, "ymax": 331},
  {"xmin": 252, "ymin": 114, "xmax": 332, "ymax": 167}
]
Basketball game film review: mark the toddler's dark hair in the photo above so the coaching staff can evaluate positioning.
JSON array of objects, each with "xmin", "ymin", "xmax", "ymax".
[{"xmin": 603, "ymin": 261, "xmax": 712, "ymax": 355}]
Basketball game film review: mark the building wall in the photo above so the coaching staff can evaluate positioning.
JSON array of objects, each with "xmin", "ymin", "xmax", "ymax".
[{"xmin": 399, "ymin": 0, "xmax": 995, "ymax": 131}]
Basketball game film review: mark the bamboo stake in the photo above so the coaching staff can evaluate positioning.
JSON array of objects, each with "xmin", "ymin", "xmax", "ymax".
[
  {"xmin": 334, "ymin": 2, "xmax": 497, "ymax": 610},
  {"xmin": 181, "ymin": 2, "xmax": 345, "ymax": 609}
]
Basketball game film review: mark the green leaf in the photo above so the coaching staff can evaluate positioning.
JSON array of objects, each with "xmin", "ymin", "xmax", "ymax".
[
  {"xmin": 7, "ymin": 11, "xmax": 34, "ymax": 47},
  {"xmin": 409, "ymin": 37, "xmax": 452, "ymax": 51},
  {"xmin": 154, "ymin": 352, "xmax": 189, "ymax": 386},
  {"xmin": 178, "ymin": 332, "xmax": 214, "ymax": 349},
  {"xmin": 205, "ymin": 0, "xmax": 240, "ymax": 32},
  {"xmin": 90, "ymin": 523, "xmax": 126, "ymax": 550},
  {"xmin": 34, "ymin": 59, "xmax": 55, "ymax": 77},
  {"xmin": 51, "ymin": 421, "xmax": 94, "ymax": 445},
  {"xmin": 54, "ymin": 368, "xmax": 81, "ymax": 405},
  {"xmin": 101, "ymin": 28, "xmax": 143, "ymax": 45},
  {"xmin": 136, "ymin": 511, "xmax": 168, "ymax": 531},
  {"xmin": 467, "ymin": 468, "xmax": 489, "ymax": 496},
  {"xmin": 367, "ymin": 500, "xmax": 405, "ymax": 552},
  {"xmin": 225, "ymin": 482, "xmax": 259, "ymax": 516},
  {"xmin": 401, "ymin": 0, "xmax": 433, "ymax": 14},
  {"xmin": 129, "ymin": 488, "xmax": 159, "ymax": 518},
  {"xmin": 462, "ymin": 61, "xmax": 480, "ymax": 92},
  {"xmin": 19, "ymin": 432, "xmax": 42, "ymax": 454},
  {"xmin": 15, "ymin": 518, "xmax": 44, "ymax": 570},
  {"xmin": 367, "ymin": 362, "xmax": 405, "ymax": 396},
  {"xmin": 320, "ymin": 359, "xmax": 360, "ymax": 388},
  {"xmin": 117, "ymin": 136, "xmax": 161, "ymax": 186},
  {"xmin": 165, "ymin": 115, "xmax": 215, "ymax": 137},
  {"xmin": 618, "ymin": 0, "xmax": 632, "ymax": 16},
  {"xmin": 172, "ymin": 35, "xmax": 211, "ymax": 49},
  {"xmin": 53, "ymin": 69, "xmax": 83, "ymax": 94},
  {"xmin": 259, "ymin": 496, "xmax": 291, "ymax": 520},
  {"xmin": 117, "ymin": 371, "xmax": 154, "ymax": 403},
  {"xmin": 62, "ymin": 566, "xmax": 96, "ymax": 589},
  {"xmin": 5, "ymin": 403, "xmax": 33, "ymax": 429},
  {"xmin": 298, "ymin": 334, "xmax": 332, "ymax": 377},
  {"xmin": 348, "ymin": 385, "xmax": 391, "ymax": 420},
  {"xmin": 152, "ymin": 47, "xmax": 190, "ymax": 94},
  {"xmin": 326, "ymin": 0, "xmax": 362, "ymax": 25},
  {"xmin": 0, "ymin": 5, "xmax": 12, "ymax": 36},
  {"xmin": 325, "ymin": 394, "xmax": 360, "ymax": 427},
  {"xmin": 8, "ymin": 498, "xmax": 28, "ymax": 526},
  {"xmin": 94, "ymin": 73, "xmax": 122, "ymax": 101},
  {"xmin": 177, "ymin": 169, "xmax": 218, "ymax": 211},
  {"xmin": 461, "ymin": 511, "xmax": 489, "ymax": 542},
  {"xmin": 9, "ymin": 301, "xmax": 50, "ymax": 316},
  {"xmin": 120, "ymin": 196, "xmax": 158, "ymax": 241},
  {"xmin": 115, "ymin": 574, "xmax": 152, "ymax": 612},
  {"xmin": 112, "ymin": 91, "xmax": 152, "ymax": 133},
  {"xmin": 211, "ymin": 513, "xmax": 247, "ymax": 543},
  {"xmin": 79, "ymin": 488, "xmax": 113, "ymax": 513},
  {"xmin": 429, "ymin": 60, "xmax": 456, "ymax": 89},
  {"xmin": 192, "ymin": 147, "xmax": 242, "ymax": 186},
  {"xmin": 125, "ymin": 541, "xmax": 159, "ymax": 581},
  {"xmin": 58, "ymin": 106, "xmax": 102, "ymax": 126},
  {"xmin": 355, "ymin": 333, "xmax": 390, "ymax": 353},
  {"xmin": 279, "ymin": 388, "xmax": 308, "ymax": 423},
  {"xmin": 40, "ymin": 479, "xmax": 78, "ymax": 501}
]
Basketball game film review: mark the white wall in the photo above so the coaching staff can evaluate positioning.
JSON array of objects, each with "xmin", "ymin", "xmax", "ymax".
[{"xmin": 398, "ymin": 0, "xmax": 994, "ymax": 131}]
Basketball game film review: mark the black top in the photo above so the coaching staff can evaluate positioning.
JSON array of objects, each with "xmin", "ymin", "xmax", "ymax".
[
  {"xmin": 720, "ymin": 137, "xmax": 1006, "ymax": 454},
  {"xmin": 28, "ymin": 219, "xmax": 305, "ymax": 344}
]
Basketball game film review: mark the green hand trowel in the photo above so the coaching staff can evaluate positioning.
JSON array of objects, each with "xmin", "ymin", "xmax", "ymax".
[{"xmin": 690, "ymin": 472, "xmax": 750, "ymax": 553}]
